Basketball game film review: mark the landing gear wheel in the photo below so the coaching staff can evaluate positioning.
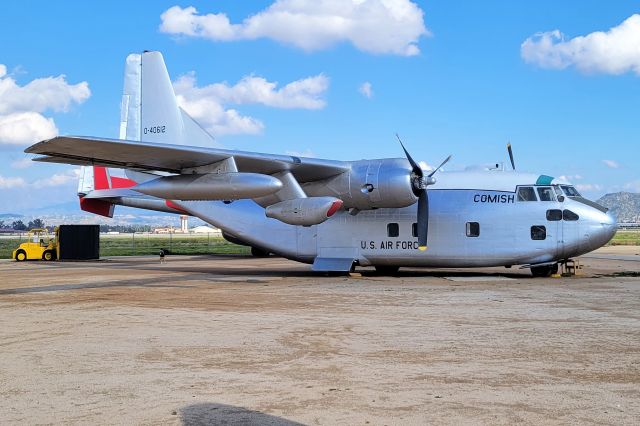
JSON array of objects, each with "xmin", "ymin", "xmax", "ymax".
[
  {"xmin": 251, "ymin": 247, "xmax": 270, "ymax": 257},
  {"xmin": 15, "ymin": 251, "xmax": 26, "ymax": 261},
  {"xmin": 530, "ymin": 263, "xmax": 558, "ymax": 277},
  {"xmin": 374, "ymin": 265, "xmax": 400, "ymax": 275},
  {"xmin": 42, "ymin": 250, "xmax": 54, "ymax": 261}
]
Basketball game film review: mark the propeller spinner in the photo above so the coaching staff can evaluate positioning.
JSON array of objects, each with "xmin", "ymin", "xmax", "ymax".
[{"xmin": 396, "ymin": 134, "xmax": 451, "ymax": 251}]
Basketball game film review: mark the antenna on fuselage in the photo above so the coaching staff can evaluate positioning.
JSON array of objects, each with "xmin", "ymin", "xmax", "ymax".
[{"xmin": 507, "ymin": 142, "xmax": 516, "ymax": 171}]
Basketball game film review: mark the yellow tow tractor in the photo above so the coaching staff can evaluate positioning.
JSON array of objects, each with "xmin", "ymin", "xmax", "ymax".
[{"xmin": 12, "ymin": 228, "xmax": 57, "ymax": 261}]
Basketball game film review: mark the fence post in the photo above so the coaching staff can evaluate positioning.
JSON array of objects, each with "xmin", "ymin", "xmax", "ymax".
[{"xmin": 132, "ymin": 232, "xmax": 135, "ymax": 255}]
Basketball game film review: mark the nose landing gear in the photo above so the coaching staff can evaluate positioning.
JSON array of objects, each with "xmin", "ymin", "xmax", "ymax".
[
  {"xmin": 530, "ymin": 259, "xmax": 581, "ymax": 277},
  {"xmin": 560, "ymin": 259, "xmax": 581, "ymax": 276}
]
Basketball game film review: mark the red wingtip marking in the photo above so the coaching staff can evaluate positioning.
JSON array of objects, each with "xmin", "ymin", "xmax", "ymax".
[{"xmin": 326, "ymin": 200, "xmax": 343, "ymax": 217}]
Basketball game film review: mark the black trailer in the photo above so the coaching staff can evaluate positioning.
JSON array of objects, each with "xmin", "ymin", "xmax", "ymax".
[{"xmin": 57, "ymin": 225, "xmax": 100, "ymax": 260}]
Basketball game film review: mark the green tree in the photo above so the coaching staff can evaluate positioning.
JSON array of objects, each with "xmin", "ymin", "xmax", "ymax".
[
  {"xmin": 12, "ymin": 220, "xmax": 27, "ymax": 231},
  {"xmin": 27, "ymin": 218, "xmax": 45, "ymax": 229}
]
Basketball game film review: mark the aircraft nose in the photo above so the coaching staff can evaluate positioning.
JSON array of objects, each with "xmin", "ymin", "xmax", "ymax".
[
  {"xmin": 592, "ymin": 211, "xmax": 617, "ymax": 249},
  {"xmin": 603, "ymin": 211, "xmax": 617, "ymax": 240}
]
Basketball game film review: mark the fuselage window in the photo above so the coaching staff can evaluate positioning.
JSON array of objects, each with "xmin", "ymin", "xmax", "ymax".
[
  {"xmin": 531, "ymin": 225, "xmax": 546, "ymax": 240},
  {"xmin": 561, "ymin": 185, "xmax": 581, "ymax": 197},
  {"xmin": 563, "ymin": 210, "xmax": 579, "ymax": 221},
  {"xmin": 387, "ymin": 223, "xmax": 399, "ymax": 238},
  {"xmin": 537, "ymin": 186, "xmax": 556, "ymax": 202},
  {"xmin": 466, "ymin": 222, "xmax": 480, "ymax": 237},
  {"xmin": 411, "ymin": 223, "xmax": 418, "ymax": 238},
  {"xmin": 517, "ymin": 186, "xmax": 537, "ymax": 202},
  {"xmin": 546, "ymin": 209, "xmax": 562, "ymax": 221}
]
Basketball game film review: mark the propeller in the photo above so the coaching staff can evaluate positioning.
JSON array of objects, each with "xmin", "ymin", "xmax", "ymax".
[
  {"xmin": 507, "ymin": 142, "xmax": 516, "ymax": 170},
  {"xmin": 396, "ymin": 134, "xmax": 451, "ymax": 251}
]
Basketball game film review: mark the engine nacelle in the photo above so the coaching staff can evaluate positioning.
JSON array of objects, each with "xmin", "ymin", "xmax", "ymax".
[
  {"xmin": 303, "ymin": 158, "xmax": 416, "ymax": 210},
  {"xmin": 265, "ymin": 197, "xmax": 343, "ymax": 226}
]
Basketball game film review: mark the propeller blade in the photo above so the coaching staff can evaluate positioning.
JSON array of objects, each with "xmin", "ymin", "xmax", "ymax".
[
  {"xmin": 427, "ymin": 154, "xmax": 452, "ymax": 178},
  {"xmin": 507, "ymin": 143, "xmax": 516, "ymax": 170},
  {"xmin": 396, "ymin": 133, "xmax": 423, "ymax": 177},
  {"xmin": 417, "ymin": 190, "xmax": 428, "ymax": 250}
]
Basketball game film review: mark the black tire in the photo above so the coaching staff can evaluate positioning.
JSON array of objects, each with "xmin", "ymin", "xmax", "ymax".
[
  {"xmin": 374, "ymin": 265, "xmax": 400, "ymax": 275},
  {"xmin": 42, "ymin": 250, "xmax": 55, "ymax": 261},
  {"xmin": 15, "ymin": 250, "xmax": 27, "ymax": 261},
  {"xmin": 530, "ymin": 263, "xmax": 558, "ymax": 277},
  {"xmin": 251, "ymin": 247, "xmax": 270, "ymax": 257}
]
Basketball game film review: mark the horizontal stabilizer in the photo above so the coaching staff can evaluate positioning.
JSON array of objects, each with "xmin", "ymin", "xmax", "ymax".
[{"xmin": 82, "ymin": 188, "xmax": 144, "ymax": 199}]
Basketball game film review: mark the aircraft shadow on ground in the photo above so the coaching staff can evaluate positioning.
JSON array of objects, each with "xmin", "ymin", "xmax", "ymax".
[{"xmin": 179, "ymin": 403, "xmax": 303, "ymax": 426}]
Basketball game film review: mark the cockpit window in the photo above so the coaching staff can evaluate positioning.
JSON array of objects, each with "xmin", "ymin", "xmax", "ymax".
[
  {"xmin": 517, "ymin": 186, "xmax": 537, "ymax": 202},
  {"xmin": 537, "ymin": 187, "xmax": 556, "ymax": 202},
  {"xmin": 561, "ymin": 185, "xmax": 581, "ymax": 197}
]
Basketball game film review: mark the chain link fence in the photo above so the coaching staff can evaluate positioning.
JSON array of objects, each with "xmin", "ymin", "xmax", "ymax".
[{"xmin": 0, "ymin": 232, "xmax": 249, "ymax": 259}]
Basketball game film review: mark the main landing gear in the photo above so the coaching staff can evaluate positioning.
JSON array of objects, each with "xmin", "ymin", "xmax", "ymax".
[
  {"xmin": 374, "ymin": 265, "xmax": 400, "ymax": 275},
  {"xmin": 530, "ymin": 263, "xmax": 559, "ymax": 277},
  {"xmin": 250, "ymin": 247, "xmax": 270, "ymax": 257}
]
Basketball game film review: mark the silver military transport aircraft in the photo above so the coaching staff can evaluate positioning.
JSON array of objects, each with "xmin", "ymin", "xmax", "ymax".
[{"xmin": 25, "ymin": 51, "xmax": 617, "ymax": 276}]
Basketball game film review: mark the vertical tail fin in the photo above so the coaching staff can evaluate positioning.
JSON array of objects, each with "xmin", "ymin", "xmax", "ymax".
[{"xmin": 120, "ymin": 51, "xmax": 214, "ymax": 147}]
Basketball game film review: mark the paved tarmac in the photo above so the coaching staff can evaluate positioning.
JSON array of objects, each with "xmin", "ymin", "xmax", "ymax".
[{"xmin": 1, "ymin": 247, "xmax": 639, "ymax": 425}]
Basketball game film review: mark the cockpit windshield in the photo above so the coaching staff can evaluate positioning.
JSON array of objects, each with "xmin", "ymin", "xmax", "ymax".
[
  {"xmin": 536, "ymin": 186, "xmax": 556, "ymax": 202},
  {"xmin": 560, "ymin": 185, "xmax": 581, "ymax": 197}
]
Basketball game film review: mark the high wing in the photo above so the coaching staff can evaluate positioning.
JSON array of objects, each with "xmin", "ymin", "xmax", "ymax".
[{"xmin": 26, "ymin": 135, "xmax": 350, "ymax": 183}]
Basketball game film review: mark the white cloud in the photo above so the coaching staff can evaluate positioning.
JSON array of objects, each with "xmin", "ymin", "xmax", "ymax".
[
  {"xmin": 0, "ymin": 72, "xmax": 90, "ymax": 115},
  {"xmin": 32, "ymin": 168, "xmax": 82, "ymax": 189},
  {"xmin": 11, "ymin": 158, "xmax": 34, "ymax": 169},
  {"xmin": 0, "ymin": 175, "xmax": 27, "ymax": 189},
  {"xmin": 575, "ymin": 183, "xmax": 603, "ymax": 193},
  {"xmin": 0, "ymin": 112, "xmax": 57, "ymax": 146},
  {"xmin": 173, "ymin": 72, "xmax": 329, "ymax": 136},
  {"xmin": 521, "ymin": 14, "xmax": 640, "ymax": 75},
  {"xmin": 0, "ymin": 168, "xmax": 81, "ymax": 192},
  {"xmin": 624, "ymin": 181, "xmax": 640, "ymax": 192},
  {"xmin": 160, "ymin": 1, "xmax": 429, "ymax": 56},
  {"xmin": 0, "ymin": 65, "xmax": 90, "ymax": 145},
  {"xmin": 602, "ymin": 159, "xmax": 620, "ymax": 169},
  {"xmin": 359, "ymin": 81, "xmax": 373, "ymax": 99},
  {"xmin": 558, "ymin": 174, "xmax": 583, "ymax": 182}
]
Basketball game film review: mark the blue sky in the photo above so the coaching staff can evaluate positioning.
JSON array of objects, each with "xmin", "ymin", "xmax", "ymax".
[{"xmin": 1, "ymin": 0, "xmax": 638, "ymax": 213}]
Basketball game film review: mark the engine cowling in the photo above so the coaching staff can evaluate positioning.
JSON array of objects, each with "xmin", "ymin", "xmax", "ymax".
[
  {"xmin": 265, "ymin": 197, "xmax": 343, "ymax": 226},
  {"xmin": 303, "ymin": 158, "xmax": 417, "ymax": 210}
]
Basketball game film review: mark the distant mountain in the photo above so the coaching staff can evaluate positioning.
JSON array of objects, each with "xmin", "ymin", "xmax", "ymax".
[
  {"xmin": 0, "ymin": 213, "xmax": 23, "ymax": 218},
  {"xmin": 597, "ymin": 192, "xmax": 640, "ymax": 223}
]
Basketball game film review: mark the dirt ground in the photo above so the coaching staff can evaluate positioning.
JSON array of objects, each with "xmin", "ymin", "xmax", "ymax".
[{"xmin": 1, "ymin": 247, "xmax": 639, "ymax": 425}]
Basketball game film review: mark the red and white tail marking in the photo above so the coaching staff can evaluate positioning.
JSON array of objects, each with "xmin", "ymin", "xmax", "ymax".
[{"xmin": 78, "ymin": 166, "xmax": 137, "ymax": 218}]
